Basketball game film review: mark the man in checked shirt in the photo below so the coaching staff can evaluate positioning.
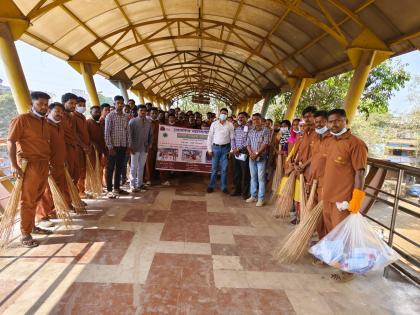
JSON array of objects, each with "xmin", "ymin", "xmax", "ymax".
[
  {"xmin": 230, "ymin": 112, "xmax": 251, "ymax": 199},
  {"xmin": 246, "ymin": 113, "xmax": 271, "ymax": 207},
  {"xmin": 104, "ymin": 95, "xmax": 130, "ymax": 198}
]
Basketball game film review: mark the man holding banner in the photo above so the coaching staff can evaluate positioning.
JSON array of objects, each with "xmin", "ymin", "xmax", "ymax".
[{"xmin": 206, "ymin": 108, "xmax": 234, "ymax": 194}]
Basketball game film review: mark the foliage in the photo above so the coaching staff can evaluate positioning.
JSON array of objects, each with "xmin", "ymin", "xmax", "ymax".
[
  {"xmin": 97, "ymin": 91, "xmax": 113, "ymax": 105},
  {"xmin": 175, "ymin": 96, "xmax": 227, "ymax": 115},
  {"xmin": 0, "ymin": 93, "xmax": 18, "ymax": 137},
  {"xmin": 267, "ymin": 59, "xmax": 410, "ymax": 120}
]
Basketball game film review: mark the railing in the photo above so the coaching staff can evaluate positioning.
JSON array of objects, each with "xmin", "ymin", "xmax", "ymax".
[{"xmin": 364, "ymin": 158, "xmax": 419, "ymax": 284}]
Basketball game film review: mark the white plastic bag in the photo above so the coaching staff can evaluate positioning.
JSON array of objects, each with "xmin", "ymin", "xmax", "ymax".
[{"xmin": 309, "ymin": 213, "xmax": 400, "ymax": 274}]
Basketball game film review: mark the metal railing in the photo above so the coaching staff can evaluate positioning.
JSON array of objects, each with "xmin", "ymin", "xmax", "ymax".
[{"xmin": 364, "ymin": 158, "xmax": 419, "ymax": 284}]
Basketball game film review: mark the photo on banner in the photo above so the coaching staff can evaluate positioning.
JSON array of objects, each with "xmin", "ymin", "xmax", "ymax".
[{"xmin": 156, "ymin": 125, "xmax": 212, "ymax": 173}]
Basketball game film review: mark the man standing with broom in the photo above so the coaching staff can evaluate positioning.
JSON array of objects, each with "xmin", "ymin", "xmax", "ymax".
[
  {"xmin": 87, "ymin": 106, "xmax": 106, "ymax": 181},
  {"xmin": 7, "ymin": 91, "xmax": 53, "ymax": 248},
  {"xmin": 36, "ymin": 102, "xmax": 71, "ymax": 229},
  {"xmin": 322, "ymin": 108, "xmax": 368, "ymax": 282}
]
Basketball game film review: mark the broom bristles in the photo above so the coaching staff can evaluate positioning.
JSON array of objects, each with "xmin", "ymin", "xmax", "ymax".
[
  {"xmin": 273, "ymin": 201, "xmax": 324, "ymax": 263},
  {"xmin": 48, "ymin": 176, "xmax": 73, "ymax": 228},
  {"xmin": 269, "ymin": 154, "xmax": 283, "ymax": 204},
  {"xmin": 94, "ymin": 148, "xmax": 102, "ymax": 192},
  {"xmin": 304, "ymin": 180, "xmax": 317, "ymax": 215},
  {"xmin": 299, "ymin": 174, "xmax": 307, "ymax": 220},
  {"xmin": 271, "ymin": 171, "xmax": 296, "ymax": 218},
  {"xmin": 85, "ymin": 152, "xmax": 102, "ymax": 198},
  {"xmin": 0, "ymin": 160, "xmax": 28, "ymax": 251},
  {"xmin": 64, "ymin": 166, "xmax": 86, "ymax": 214}
]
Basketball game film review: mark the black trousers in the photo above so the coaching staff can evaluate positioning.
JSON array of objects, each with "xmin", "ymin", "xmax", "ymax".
[
  {"xmin": 106, "ymin": 147, "xmax": 127, "ymax": 192},
  {"xmin": 232, "ymin": 156, "xmax": 250, "ymax": 197}
]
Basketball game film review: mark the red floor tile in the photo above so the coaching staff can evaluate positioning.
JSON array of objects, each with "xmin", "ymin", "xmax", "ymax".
[
  {"xmin": 171, "ymin": 200, "xmax": 207, "ymax": 212},
  {"xmin": 122, "ymin": 209, "xmax": 169, "ymax": 222},
  {"xmin": 208, "ymin": 212, "xmax": 250, "ymax": 226}
]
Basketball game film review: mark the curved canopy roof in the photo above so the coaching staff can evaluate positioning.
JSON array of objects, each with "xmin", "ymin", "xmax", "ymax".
[{"xmin": 11, "ymin": 0, "xmax": 420, "ymax": 106}]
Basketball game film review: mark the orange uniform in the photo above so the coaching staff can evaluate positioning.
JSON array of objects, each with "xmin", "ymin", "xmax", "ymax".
[
  {"xmin": 145, "ymin": 119, "xmax": 159, "ymax": 182},
  {"xmin": 322, "ymin": 130, "xmax": 368, "ymax": 233},
  {"xmin": 62, "ymin": 111, "xmax": 79, "ymax": 183},
  {"xmin": 86, "ymin": 117, "xmax": 106, "ymax": 173},
  {"xmin": 73, "ymin": 111, "xmax": 90, "ymax": 195},
  {"xmin": 293, "ymin": 129, "xmax": 317, "ymax": 181},
  {"xmin": 36, "ymin": 119, "xmax": 71, "ymax": 220},
  {"xmin": 8, "ymin": 113, "xmax": 50, "ymax": 234}
]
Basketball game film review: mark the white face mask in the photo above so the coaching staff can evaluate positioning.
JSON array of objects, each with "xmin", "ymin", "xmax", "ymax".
[
  {"xmin": 330, "ymin": 128, "xmax": 347, "ymax": 137},
  {"xmin": 219, "ymin": 113, "xmax": 227, "ymax": 121},
  {"xmin": 75, "ymin": 106, "xmax": 86, "ymax": 114},
  {"xmin": 48, "ymin": 113, "xmax": 61, "ymax": 123},
  {"xmin": 315, "ymin": 126, "xmax": 328, "ymax": 135},
  {"xmin": 280, "ymin": 127, "xmax": 288, "ymax": 133},
  {"xmin": 32, "ymin": 108, "xmax": 46, "ymax": 117}
]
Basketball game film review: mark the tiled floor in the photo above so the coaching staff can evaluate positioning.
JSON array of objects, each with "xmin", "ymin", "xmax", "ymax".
[{"xmin": 0, "ymin": 174, "xmax": 418, "ymax": 315}]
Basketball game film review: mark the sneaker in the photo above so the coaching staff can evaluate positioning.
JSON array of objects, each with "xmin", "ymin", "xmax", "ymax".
[
  {"xmin": 246, "ymin": 197, "xmax": 257, "ymax": 203},
  {"xmin": 207, "ymin": 187, "xmax": 214, "ymax": 193},
  {"xmin": 118, "ymin": 189, "xmax": 129, "ymax": 195},
  {"xmin": 222, "ymin": 189, "xmax": 229, "ymax": 194},
  {"xmin": 161, "ymin": 181, "xmax": 170, "ymax": 186},
  {"xmin": 130, "ymin": 187, "xmax": 140, "ymax": 193},
  {"xmin": 107, "ymin": 191, "xmax": 117, "ymax": 199},
  {"xmin": 256, "ymin": 200, "xmax": 265, "ymax": 207},
  {"xmin": 37, "ymin": 219, "xmax": 55, "ymax": 228},
  {"xmin": 137, "ymin": 186, "xmax": 147, "ymax": 193},
  {"xmin": 145, "ymin": 181, "xmax": 151, "ymax": 186}
]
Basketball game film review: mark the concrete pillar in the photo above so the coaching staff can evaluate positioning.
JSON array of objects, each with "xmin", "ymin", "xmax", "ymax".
[
  {"xmin": 80, "ymin": 62, "xmax": 100, "ymax": 106},
  {"xmin": 284, "ymin": 79, "xmax": 308, "ymax": 121},
  {"xmin": 0, "ymin": 22, "xmax": 30, "ymax": 113},
  {"xmin": 117, "ymin": 81, "xmax": 129, "ymax": 103},
  {"xmin": 343, "ymin": 50, "xmax": 376, "ymax": 123}
]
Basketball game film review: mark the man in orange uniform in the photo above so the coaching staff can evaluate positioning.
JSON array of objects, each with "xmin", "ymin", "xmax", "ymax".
[
  {"xmin": 322, "ymin": 108, "xmax": 368, "ymax": 282},
  {"xmin": 8, "ymin": 91, "xmax": 53, "ymax": 247},
  {"xmin": 36, "ymin": 102, "xmax": 71, "ymax": 228},
  {"xmin": 74, "ymin": 97, "xmax": 91, "ymax": 197},
  {"xmin": 61, "ymin": 93, "xmax": 80, "ymax": 185},
  {"xmin": 86, "ymin": 106, "xmax": 106, "ymax": 178},
  {"xmin": 307, "ymin": 110, "xmax": 330, "ymax": 248}
]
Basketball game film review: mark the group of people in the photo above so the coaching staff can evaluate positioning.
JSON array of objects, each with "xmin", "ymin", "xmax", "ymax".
[{"xmin": 7, "ymin": 90, "xmax": 368, "ymax": 282}]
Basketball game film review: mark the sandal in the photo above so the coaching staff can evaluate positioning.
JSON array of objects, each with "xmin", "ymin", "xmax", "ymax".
[
  {"xmin": 312, "ymin": 257, "xmax": 326, "ymax": 267},
  {"xmin": 331, "ymin": 271, "xmax": 354, "ymax": 283},
  {"xmin": 21, "ymin": 235, "xmax": 39, "ymax": 248},
  {"xmin": 32, "ymin": 226, "xmax": 53, "ymax": 235}
]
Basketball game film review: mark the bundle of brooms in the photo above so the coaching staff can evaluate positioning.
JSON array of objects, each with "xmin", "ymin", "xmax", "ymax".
[
  {"xmin": 85, "ymin": 152, "xmax": 102, "ymax": 198},
  {"xmin": 64, "ymin": 166, "xmax": 86, "ymax": 214},
  {"xmin": 269, "ymin": 154, "xmax": 283, "ymax": 204},
  {"xmin": 302, "ymin": 180, "xmax": 317, "ymax": 222},
  {"xmin": 0, "ymin": 160, "xmax": 28, "ymax": 251},
  {"xmin": 271, "ymin": 170, "xmax": 296, "ymax": 218},
  {"xmin": 299, "ymin": 174, "xmax": 307, "ymax": 220},
  {"xmin": 48, "ymin": 175, "xmax": 73, "ymax": 228},
  {"xmin": 94, "ymin": 148, "xmax": 103, "ymax": 192},
  {"xmin": 274, "ymin": 200, "xmax": 324, "ymax": 263}
]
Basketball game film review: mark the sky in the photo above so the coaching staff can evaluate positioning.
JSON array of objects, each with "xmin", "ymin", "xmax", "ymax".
[{"xmin": 0, "ymin": 41, "xmax": 419, "ymax": 112}]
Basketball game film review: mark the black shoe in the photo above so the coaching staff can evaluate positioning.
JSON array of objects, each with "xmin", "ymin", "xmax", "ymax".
[
  {"xmin": 222, "ymin": 189, "xmax": 229, "ymax": 194},
  {"xmin": 118, "ymin": 189, "xmax": 129, "ymax": 195},
  {"xmin": 230, "ymin": 191, "xmax": 241, "ymax": 196},
  {"xmin": 242, "ymin": 194, "xmax": 251, "ymax": 200},
  {"xmin": 207, "ymin": 187, "xmax": 214, "ymax": 193}
]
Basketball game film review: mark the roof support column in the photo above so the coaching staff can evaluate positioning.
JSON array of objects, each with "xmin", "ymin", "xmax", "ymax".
[
  {"xmin": 117, "ymin": 81, "xmax": 129, "ymax": 104},
  {"xmin": 260, "ymin": 90, "xmax": 278, "ymax": 118},
  {"xmin": 284, "ymin": 78, "xmax": 313, "ymax": 121},
  {"xmin": 245, "ymin": 98, "xmax": 258, "ymax": 116},
  {"xmin": 0, "ymin": 22, "xmax": 30, "ymax": 113},
  {"xmin": 80, "ymin": 62, "xmax": 100, "ymax": 106}
]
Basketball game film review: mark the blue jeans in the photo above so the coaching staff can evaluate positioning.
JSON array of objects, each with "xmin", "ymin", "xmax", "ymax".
[
  {"xmin": 208, "ymin": 144, "xmax": 230, "ymax": 190},
  {"xmin": 249, "ymin": 156, "xmax": 267, "ymax": 200}
]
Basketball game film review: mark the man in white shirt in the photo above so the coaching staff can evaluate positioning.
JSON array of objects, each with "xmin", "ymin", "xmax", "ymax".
[{"xmin": 207, "ymin": 108, "xmax": 234, "ymax": 193}]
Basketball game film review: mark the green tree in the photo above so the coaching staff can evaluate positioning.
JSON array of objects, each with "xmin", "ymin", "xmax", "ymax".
[
  {"xmin": 98, "ymin": 91, "xmax": 113, "ymax": 105},
  {"xmin": 0, "ymin": 93, "xmax": 18, "ymax": 137},
  {"xmin": 267, "ymin": 59, "xmax": 410, "ymax": 119}
]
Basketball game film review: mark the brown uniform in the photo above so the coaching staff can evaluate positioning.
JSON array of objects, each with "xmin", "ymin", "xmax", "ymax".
[
  {"xmin": 145, "ymin": 119, "xmax": 159, "ymax": 182},
  {"xmin": 36, "ymin": 119, "xmax": 71, "ymax": 220},
  {"xmin": 8, "ymin": 113, "xmax": 50, "ymax": 235},
  {"xmin": 86, "ymin": 118, "xmax": 106, "ymax": 174},
  {"xmin": 62, "ymin": 111, "xmax": 79, "ymax": 183},
  {"xmin": 322, "ymin": 130, "xmax": 368, "ymax": 233},
  {"xmin": 309, "ymin": 131, "xmax": 331, "ymax": 239},
  {"xmin": 73, "ymin": 111, "xmax": 90, "ymax": 195},
  {"xmin": 293, "ymin": 129, "xmax": 317, "ymax": 182}
]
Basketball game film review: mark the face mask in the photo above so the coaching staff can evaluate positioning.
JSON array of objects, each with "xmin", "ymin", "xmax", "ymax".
[
  {"xmin": 315, "ymin": 126, "xmax": 328, "ymax": 135},
  {"xmin": 330, "ymin": 128, "xmax": 347, "ymax": 137},
  {"xmin": 32, "ymin": 108, "xmax": 46, "ymax": 117},
  {"xmin": 280, "ymin": 127, "xmax": 288, "ymax": 133},
  {"xmin": 75, "ymin": 106, "xmax": 86, "ymax": 114},
  {"xmin": 48, "ymin": 113, "xmax": 61, "ymax": 123},
  {"xmin": 219, "ymin": 114, "xmax": 227, "ymax": 121}
]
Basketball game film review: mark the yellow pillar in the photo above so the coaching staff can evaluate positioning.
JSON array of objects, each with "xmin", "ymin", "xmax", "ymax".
[
  {"xmin": 0, "ymin": 22, "xmax": 30, "ymax": 113},
  {"xmin": 284, "ymin": 78, "xmax": 313, "ymax": 121},
  {"xmin": 80, "ymin": 62, "xmax": 100, "ymax": 106},
  {"xmin": 343, "ymin": 50, "xmax": 376, "ymax": 123}
]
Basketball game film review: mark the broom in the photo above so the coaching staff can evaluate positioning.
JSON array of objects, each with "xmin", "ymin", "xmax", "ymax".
[
  {"xmin": 64, "ymin": 166, "xmax": 86, "ymax": 214},
  {"xmin": 303, "ymin": 180, "xmax": 317, "ymax": 216},
  {"xmin": 271, "ymin": 171, "xmax": 296, "ymax": 219},
  {"xmin": 299, "ymin": 174, "xmax": 307, "ymax": 221},
  {"xmin": 273, "ymin": 201, "xmax": 324, "ymax": 263},
  {"xmin": 269, "ymin": 154, "xmax": 283, "ymax": 204},
  {"xmin": 0, "ymin": 160, "xmax": 28, "ymax": 251},
  {"xmin": 85, "ymin": 152, "xmax": 102, "ymax": 198},
  {"xmin": 94, "ymin": 148, "xmax": 103, "ymax": 192},
  {"xmin": 48, "ymin": 175, "xmax": 73, "ymax": 228}
]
